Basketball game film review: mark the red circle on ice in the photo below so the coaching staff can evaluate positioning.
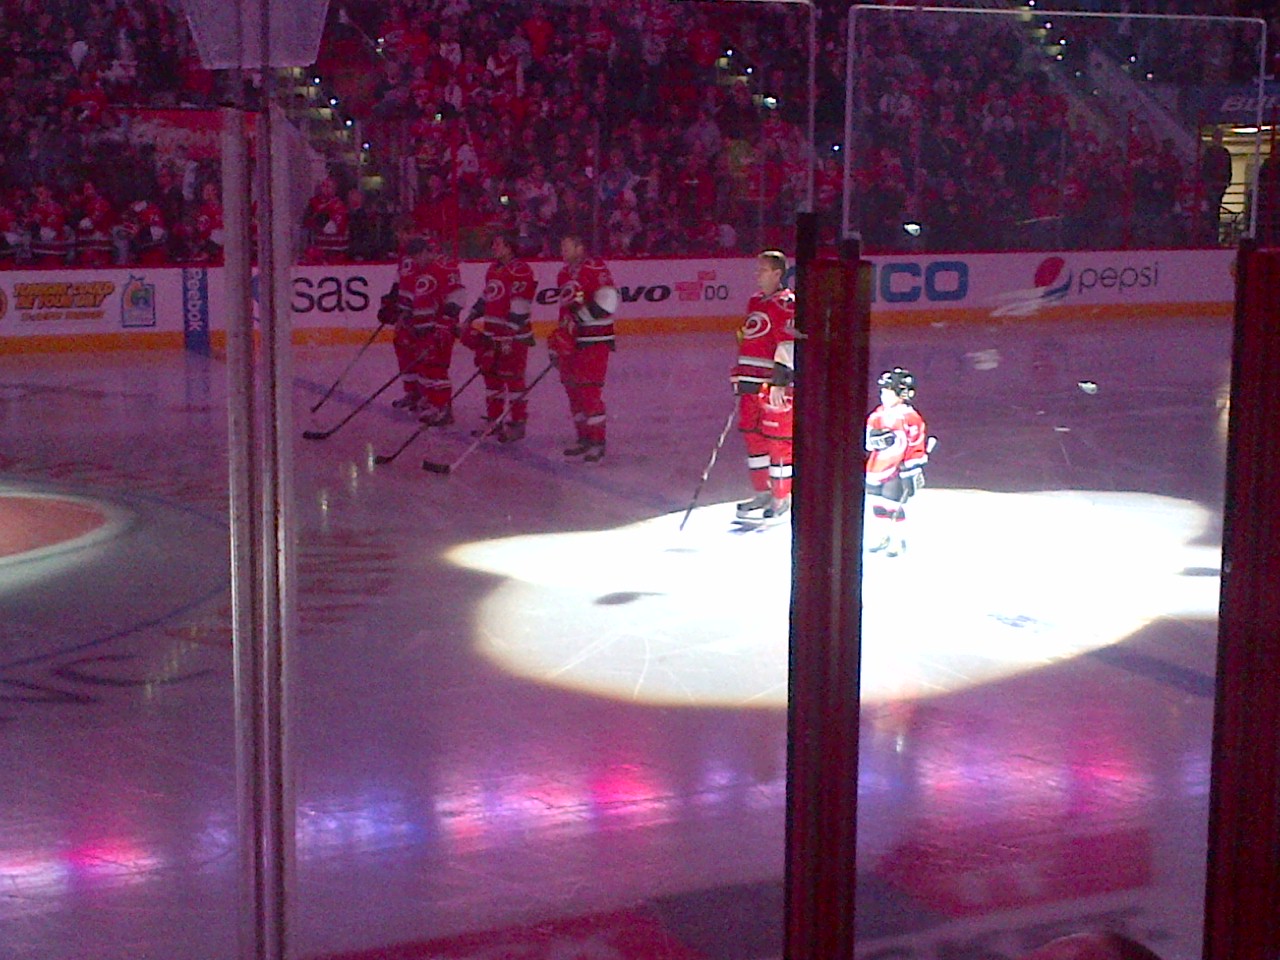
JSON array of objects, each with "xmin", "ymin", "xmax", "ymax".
[
  {"xmin": 1034, "ymin": 256, "xmax": 1066, "ymax": 288},
  {"xmin": 0, "ymin": 495, "xmax": 110, "ymax": 561}
]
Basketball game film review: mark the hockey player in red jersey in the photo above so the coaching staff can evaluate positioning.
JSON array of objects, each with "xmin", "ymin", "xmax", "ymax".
[
  {"xmin": 549, "ymin": 234, "xmax": 619, "ymax": 463},
  {"xmin": 383, "ymin": 235, "xmax": 430, "ymax": 412},
  {"xmin": 865, "ymin": 367, "xmax": 931, "ymax": 557},
  {"xmin": 460, "ymin": 232, "xmax": 538, "ymax": 443},
  {"xmin": 732, "ymin": 250, "xmax": 796, "ymax": 519},
  {"xmin": 381, "ymin": 233, "xmax": 464, "ymax": 418},
  {"xmin": 410, "ymin": 235, "xmax": 467, "ymax": 425}
]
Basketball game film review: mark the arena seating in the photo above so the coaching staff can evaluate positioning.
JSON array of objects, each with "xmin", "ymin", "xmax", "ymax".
[{"xmin": 0, "ymin": 0, "xmax": 1268, "ymax": 264}]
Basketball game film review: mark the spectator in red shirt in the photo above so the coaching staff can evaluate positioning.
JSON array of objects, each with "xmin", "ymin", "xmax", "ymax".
[
  {"xmin": 486, "ymin": 38, "xmax": 520, "ymax": 88},
  {"xmin": 119, "ymin": 198, "xmax": 168, "ymax": 265},
  {"xmin": 72, "ymin": 179, "xmax": 116, "ymax": 265},
  {"xmin": 303, "ymin": 177, "xmax": 350, "ymax": 263},
  {"xmin": 411, "ymin": 173, "xmax": 459, "ymax": 246},
  {"xmin": 581, "ymin": 8, "xmax": 614, "ymax": 81},
  {"xmin": 686, "ymin": 14, "xmax": 723, "ymax": 74},
  {"xmin": 399, "ymin": 15, "xmax": 434, "ymax": 68},
  {"xmin": 523, "ymin": 6, "xmax": 555, "ymax": 62},
  {"xmin": 191, "ymin": 181, "xmax": 224, "ymax": 263}
]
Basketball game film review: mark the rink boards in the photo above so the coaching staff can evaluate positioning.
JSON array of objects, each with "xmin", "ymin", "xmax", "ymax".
[{"xmin": 0, "ymin": 249, "xmax": 1236, "ymax": 352}]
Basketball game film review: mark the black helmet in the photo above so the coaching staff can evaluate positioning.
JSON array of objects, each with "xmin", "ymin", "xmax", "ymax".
[{"xmin": 877, "ymin": 367, "xmax": 916, "ymax": 400}]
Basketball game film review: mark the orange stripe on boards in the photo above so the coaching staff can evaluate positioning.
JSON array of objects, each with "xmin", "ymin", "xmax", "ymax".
[{"xmin": 0, "ymin": 332, "xmax": 182, "ymax": 354}]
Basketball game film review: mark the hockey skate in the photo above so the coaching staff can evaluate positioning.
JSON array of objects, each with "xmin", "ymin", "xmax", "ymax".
[
  {"xmin": 582, "ymin": 443, "xmax": 606, "ymax": 463},
  {"xmin": 418, "ymin": 406, "xmax": 454, "ymax": 427},
  {"xmin": 563, "ymin": 439, "xmax": 593, "ymax": 457},
  {"xmin": 470, "ymin": 419, "xmax": 495, "ymax": 438},
  {"xmin": 392, "ymin": 395, "xmax": 420, "ymax": 411},
  {"xmin": 869, "ymin": 534, "xmax": 906, "ymax": 556},
  {"xmin": 497, "ymin": 421, "xmax": 526, "ymax": 444},
  {"xmin": 735, "ymin": 492, "xmax": 771, "ymax": 518},
  {"xmin": 762, "ymin": 496, "xmax": 791, "ymax": 522}
]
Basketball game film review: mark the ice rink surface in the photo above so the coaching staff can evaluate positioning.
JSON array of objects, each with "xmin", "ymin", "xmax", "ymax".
[{"xmin": 0, "ymin": 314, "xmax": 1231, "ymax": 960}]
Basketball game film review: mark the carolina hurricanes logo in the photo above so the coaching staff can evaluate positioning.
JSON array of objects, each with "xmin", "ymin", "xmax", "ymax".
[
  {"xmin": 484, "ymin": 278, "xmax": 506, "ymax": 303},
  {"xmin": 742, "ymin": 310, "xmax": 771, "ymax": 340},
  {"xmin": 559, "ymin": 280, "xmax": 583, "ymax": 305},
  {"xmin": 415, "ymin": 274, "xmax": 438, "ymax": 296}
]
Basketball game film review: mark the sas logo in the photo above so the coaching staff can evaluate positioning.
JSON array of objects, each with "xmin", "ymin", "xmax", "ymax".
[
  {"xmin": 121, "ymin": 275, "xmax": 157, "ymax": 328},
  {"xmin": 989, "ymin": 256, "xmax": 1072, "ymax": 317}
]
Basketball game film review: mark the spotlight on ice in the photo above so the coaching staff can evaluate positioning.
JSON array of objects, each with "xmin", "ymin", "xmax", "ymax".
[{"xmin": 445, "ymin": 490, "xmax": 1220, "ymax": 709}]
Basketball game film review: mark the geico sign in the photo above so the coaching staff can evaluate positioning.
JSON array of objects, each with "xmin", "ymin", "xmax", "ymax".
[
  {"xmin": 870, "ymin": 261, "xmax": 969, "ymax": 303},
  {"xmin": 535, "ymin": 284, "xmax": 672, "ymax": 306},
  {"xmin": 292, "ymin": 275, "xmax": 371, "ymax": 314}
]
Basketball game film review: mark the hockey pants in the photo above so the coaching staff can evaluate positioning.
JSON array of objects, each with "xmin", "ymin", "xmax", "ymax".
[
  {"xmin": 475, "ymin": 341, "xmax": 530, "ymax": 425},
  {"xmin": 559, "ymin": 343, "xmax": 610, "ymax": 445},
  {"xmin": 759, "ymin": 402, "xmax": 794, "ymax": 502},
  {"xmin": 394, "ymin": 325, "xmax": 455, "ymax": 412}
]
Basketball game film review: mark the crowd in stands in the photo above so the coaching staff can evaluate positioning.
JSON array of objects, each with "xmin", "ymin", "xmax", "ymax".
[
  {"xmin": 0, "ymin": 0, "xmax": 1274, "ymax": 267},
  {"xmin": 331, "ymin": 0, "xmax": 819, "ymax": 259},
  {"xmin": 0, "ymin": 0, "xmax": 227, "ymax": 267},
  {"xmin": 846, "ymin": 4, "xmax": 1258, "ymax": 252}
]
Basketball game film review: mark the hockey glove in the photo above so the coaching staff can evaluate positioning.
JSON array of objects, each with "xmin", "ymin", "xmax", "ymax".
[
  {"xmin": 866, "ymin": 427, "xmax": 896, "ymax": 452},
  {"xmin": 899, "ymin": 466, "xmax": 925, "ymax": 495},
  {"xmin": 377, "ymin": 286, "xmax": 399, "ymax": 325}
]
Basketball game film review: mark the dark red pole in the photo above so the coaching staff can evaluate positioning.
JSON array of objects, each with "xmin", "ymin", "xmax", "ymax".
[
  {"xmin": 784, "ymin": 216, "xmax": 871, "ymax": 959},
  {"xmin": 1202, "ymin": 242, "xmax": 1280, "ymax": 960}
]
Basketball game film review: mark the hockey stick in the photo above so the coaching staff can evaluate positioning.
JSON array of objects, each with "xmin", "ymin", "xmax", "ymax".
[
  {"xmin": 309, "ymin": 324, "xmax": 384, "ymax": 413},
  {"xmin": 301, "ymin": 368, "xmax": 403, "ymax": 440},
  {"xmin": 372, "ymin": 367, "xmax": 482, "ymax": 465},
  {"xmin": 678, "ymin": 404, "xmax": 738, "ymax": 531},
  {"xmin": 422, "ymin": 361, "xmax": 556, "ymax": 475},
  {"xmin": 302, "ymin": 337, "xmax": 445, "ymax": 441}
]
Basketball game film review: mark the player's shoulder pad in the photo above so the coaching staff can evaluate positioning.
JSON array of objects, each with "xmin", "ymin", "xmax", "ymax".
[{"xmin": 586, "ymin": 257, "xmax": 614, "ymax": 280}]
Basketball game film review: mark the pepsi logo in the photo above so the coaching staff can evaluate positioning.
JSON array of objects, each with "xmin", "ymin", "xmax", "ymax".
[{"xmin": 1034, "ymin": 256, "xmax": 1066, "ymax": 288}]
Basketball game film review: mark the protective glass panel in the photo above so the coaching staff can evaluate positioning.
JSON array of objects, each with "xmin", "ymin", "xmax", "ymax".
[
  {"xmin": 0, "ymin": 1, "xmax": 814, "ymax": 958},
  {"xmin": 181, "ymin": 0, "xmax": 331, "ymax": 69},
  {"xmin": 845, "ymin": 7, "xmax": 1265, "ymax": 959}
]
